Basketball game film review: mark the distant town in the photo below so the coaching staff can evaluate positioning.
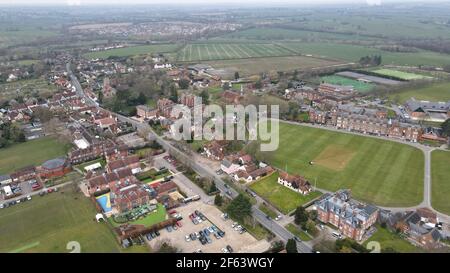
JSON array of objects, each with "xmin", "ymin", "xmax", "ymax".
[{"xmin": 0, "ymin": 2, "xmax": 450, "ymax": 254}]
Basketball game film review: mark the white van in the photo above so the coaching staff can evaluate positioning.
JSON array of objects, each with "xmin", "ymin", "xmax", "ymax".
[{"xmin": 332, "ymin": 231, "xmax": 342, "ymax": 239}]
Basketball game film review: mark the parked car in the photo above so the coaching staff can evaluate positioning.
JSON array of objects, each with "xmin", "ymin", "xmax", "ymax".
[
  {"xmin": 0, "ymin": 203, "xmax": 4, "ymax": 209},
  {"xmin": 221, "ymin": 248, "xmax": 229, "ymax": 253},
  {"xmin": 185, "ymin": 235, "xmax": 191, "ymax": 242},
  {"xmin": 206, "ymin": 237, "xmax": 212, "ymax": 244},
  {"xmin": 190, "ymin": 233, "xmax": 196, "ymax": 241},
  {"xmin": 207, "ymin": 226, "xmax": 214, "ymax": 233},
  {"xmin": 226, "ymin": 245, "xmax": 233, "ymax": 253},
  {"xmin": 146, "ymin": 234, "xmax": 153, "ymax": 241},
  {"xmin": 203, "ymin": 228, "xmax": 210, "ymax": 236},
  {"xmin": 218, "ymin": 231, "xmax": 225, "ymax": 237},
  {"xmin": 176, "ymin": 221, "xmax": 182, "ymax": 228},
  {"xmin": 275, "ymin": 215, "xmax": 282, "ymax": 221},
  {"xmin": 166, "ymin": 225, "xmax": 172, "ymax": 232},
  {"xmin": 155, "ymin": 230, "xmax": 160, "ymax": 236},
  {"xmin": 172, "ymin": 224, "xmax": 178, "ymax": 230},
  {"xmin": 26, "ymin": 195, "xmax": 31, "ymax": 201},
  {"xmin": 231, "ymin": 222, "xmax": 238, "ymax": 228}
]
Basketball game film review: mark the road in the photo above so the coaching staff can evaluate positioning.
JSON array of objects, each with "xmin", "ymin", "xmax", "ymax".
[{"xmin": 67, "ymin": 62, "xmax": 312, "ymax": 253}]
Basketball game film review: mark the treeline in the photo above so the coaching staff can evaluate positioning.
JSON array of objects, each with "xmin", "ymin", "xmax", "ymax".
[
  {"xmin": 359, "ymin": 55, "xmax": 382, "ymax": 66},
  {"xmin": 0, "ymin": 123, "xmax": 26, "ymax": 148},
  {"xmin": 401, "ymin": 39, "xmax": 450, "ymax": 55}
]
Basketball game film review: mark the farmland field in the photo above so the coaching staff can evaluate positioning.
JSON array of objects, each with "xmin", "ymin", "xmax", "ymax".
[
  {"xmin": 0, "ymin": 137, "xmax": 71, "ymax": 174},
  {"xmin": 431, "ymin": 150, "xmax": 450, "ymax": 215},
  {"xmin": 204, "ymin": 56, "xmax": 344, "ymax": 78},
  {"xmin": 372, "ymin": 69, "xmax": 430, "ymax": 81},
  {"xmin": 320, "ymin": 75, "xmax": 375, "ymax": 93},
  {"xmin": 83, "ymin": 44, "xmax": 181, "ymax": 59},
  {"xmin": 176, "ymin": 43, "xmax": 297, "ymax": 62},
  {"xmin": 249, "ymin": 172, "xmax": 322, "ymax": 214},
  {"xmin": 387, "ymin": 82, "xmax": 450, "ymax": 103},
  {"xmin": 280, "ymin": 42, "xmax": 450, "ymax": 67},
  {"xmin": 266, "ymin": 122, "xmax": 424, "ymax": 207},
  {"xmin": 0, "ymin": 187, "xmax": 148, "ymax": 253}
]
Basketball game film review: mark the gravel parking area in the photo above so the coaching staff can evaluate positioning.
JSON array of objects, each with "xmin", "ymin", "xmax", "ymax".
[{"xmin": 146, "ymin": 201, "xmax": 270, "ymax": 253}]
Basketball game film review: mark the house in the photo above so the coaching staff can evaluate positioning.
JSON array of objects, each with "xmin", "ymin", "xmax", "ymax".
[
  {"xmin": 393, "ymin": 208, "xmax": 443, "ymax": 249},
  {"xmin": 247, "ymin": 166, "xmax": 273, "ymax": 181},
  {"xmin": 0, "ymin": 175, "xmax": 12, "ymax": 186},
  {"xmin": 278, "ymin": 171, "xmax": 312, "ymax": 195},
  {"xmin": 106, "ymin": 155, "xmax": 141, "ymax": 174},
  {"xmin": 136, "ymin": 105, "xmax": 158, "ymax": 120},
  {"xmin": 316, "ymin": 189, "xmax": 379, "ymax": 241},
  {"xmin": 220, "ymin": 155, "xmax": 240, "ymax": 174},
  {"xmin": 38, "ymin": 157, "xmax": 72, "ymax": 180},
  {"xmin": 113, "ymin": 183, "xmax": 151, "ymax": 213},
  {"xmin": 222, "ymin": 90, "xmax": 242, "ymax": 104},
  {"xmin": 10, "ymin": 166, "xmax": 37, "ymax": 183},
  {"xmin": 203, "ymin": 140, "xmax": 227, "ymax": 161}
]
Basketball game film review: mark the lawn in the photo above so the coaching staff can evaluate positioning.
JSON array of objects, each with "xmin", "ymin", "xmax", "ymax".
[
  {"xmin": 364, "ymin": 225, "xmax": 423, "ymax": 253},
  {"xmin": 320, "ymin": 75, "xmax": 375, "ymax": 93},
  {"xmin": 176, "ymin": 43, "xmax": 296, "ymax": 62},
  {"xmin": 267, "ymin": 122, "xmax": 424, "ymax": 207},
  {"xmin": 0, "ymin": 187, "xmax": 147, "ymax": 253},
  {"xmin": 372, "ymin": 69, "xmax": 429, "ymax": 81},
  {"xmin": 285, "ymin": 223, "xmax": 312, "ymax": 241},
  {"xmin": 108, "ymin": 204, "xmax": 168, "ymax": 228},
  {"xmin": 258, "ymin": 204, "xmax": 278, "ymax": 219},
  {"xmin": 249, "ymin": 172, "xmax": 322, "ymax": 214},
  {"xmin": 84, "ymin": 44, "xmax": 180, "ymax": 59},
  {"xmin": 0, "ymin": 137, "xmax": 71, "ymax": 175},
  {"xmin": 431, "ymin": 150, "xmax": 450, "ymax": 215},
  {"xmin": 388, "ymin": 82, "xmax": 450, "ymax": 104}
]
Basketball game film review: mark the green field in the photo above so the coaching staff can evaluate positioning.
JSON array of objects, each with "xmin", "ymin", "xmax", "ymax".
[
  {"xmin": 0, "ymin": 137, "xmax": 71, "ymax": 175},
  {"xmin": 0, "ymin": 188, "xmax": 147, "ymax": 253},
  {"xmin": 177, "ymin": 43, "xmax": 296, "ymax": 62},
  {"xmin": 388, "ymin": 82, "xmax": 450, "ymax": 103},
  {"xmin": 431, "ymin": 150, "xmax": 450, "ymax": 215},
  {"xmin": 84, "ymin": 44, "xmax": 180, "ymax": 59},
  {"xmin": 372, "ymin": 69, "xmax": 429, "ymax": 81},
  {"xmin": 280, "ymin": 42, "xmax": 450, "ymax": 67},
  {"xmin": 321, "ymin": 75, "xmax": 375, "ymax": 93},
  {"xmin": 364, "ymin": 225, "xmax": 423, "ymax": 253},
  {"xmin": 267, "ymin": 123, "xmax": 424, "ymax": 207},
  {"xmin": 204, "ymin": 55, "xmax": 342, "ymax": 78},
  {"xmin": 249, "ymin": 172, "xmax": 322, "ymax": 214}
]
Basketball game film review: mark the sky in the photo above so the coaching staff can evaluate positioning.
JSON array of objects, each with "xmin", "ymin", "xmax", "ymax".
[{"xmin": 0, "ymin": 0, "xmax": 440, "ymax": 6}]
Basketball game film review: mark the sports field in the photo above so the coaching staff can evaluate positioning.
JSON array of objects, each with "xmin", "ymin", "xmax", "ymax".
[
  {"xmin": 388, "ymin": 82, "xmax": 450, "ymax": 103},
  {"xmin": 267, "ymin": 123, "xmax": 424, "ymax": 207},
  {"xmin": 177, "ymin": 43, "xmax": 296, "ymax": 62},
  {"xmin": 372, "ymin": 69, "xmax": 429, "ymax": 81},
  {"xmin": 0, "ymin": 187, "xmax": 148, "ymax": 253},
  {"xmin": 84, "ymin": 44, "xmax": 180, "ymax": 59},
  {"xmin": 431, "ymin": 150, "xmax": 450, "ymax": 215},
  {"xmin": 249, "ymin": 172, "xmax": 322, "ymax": 214},
  {"xmin": 0, "ymin": 137, "xmax": 71, "ymax": 174},
  {"xmin": 320, "ymin": 75, "xmax": 375, "ymax": 93}
]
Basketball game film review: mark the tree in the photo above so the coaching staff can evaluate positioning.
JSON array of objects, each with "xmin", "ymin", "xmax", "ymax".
[
  {"xmin": 178, "ymin": 79, "xmax": 190, "ymax": 89},
  {"xmin": 286, "ymin": 239, "xmax": 298, "ymax": 253},
  {"xmin": 234, "ymin": 71, "xmax": 240, "ymax": 80},
  {"xmin": 199, "ymin": 89, "xmax": 209, "ymax": 105},
  {"xmin": 98, "ymin": 90, "xmax": 104, "ymax": 104},
  {"xmin": 254, "ymin": 80, "xmax": 263, "ymax": 89},
  {"xmin": 169, "ymin": 84, "xmax": 178, "ymax": 102},
  {"xmin": 214, "ymin": 194, "xmax": 223, "ymax": 206},
  {"xmin": 441, "ymin": 118, "xmax": 450, "ymax": 137},
  {"xmin": 294, "ymin": 206, "xmax": 308, "ymax": 226},
  {"xmin": 209, "ymin": 182, "xmax": 218, "ymax": 194},
  {"xmin": 226, "ymin": 194, "xmax": 252, "ymax": 221}
]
